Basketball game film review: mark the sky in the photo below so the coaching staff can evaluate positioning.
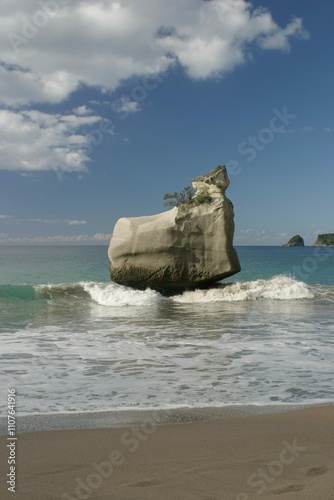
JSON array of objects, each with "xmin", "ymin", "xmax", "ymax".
[{"xmin": 0, "ymin": 0, "xmax": 333, "ymax": 246}]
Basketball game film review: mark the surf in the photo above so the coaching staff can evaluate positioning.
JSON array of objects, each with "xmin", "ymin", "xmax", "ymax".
[
  {"xmin": 172, "ymin": 276, "xmax": 314, "ymax": 303},
  {"xmin": 2, "ymin": 275, "xmax": 329, "ymax": 306}
]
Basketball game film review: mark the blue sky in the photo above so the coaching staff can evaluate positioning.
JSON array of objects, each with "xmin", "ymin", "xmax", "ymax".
[{"xmin": 0, "ymin": 0, "xmax": 333, "ymax": 245}]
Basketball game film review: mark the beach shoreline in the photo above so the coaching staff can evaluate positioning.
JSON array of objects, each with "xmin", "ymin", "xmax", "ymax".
[
  {"xmin": 1, "ymin": 405, "xmax": 333, "ymax": 499},
  {"xmin": 0, "ymin": 402, "xmax": 333, "ymax": 435}
]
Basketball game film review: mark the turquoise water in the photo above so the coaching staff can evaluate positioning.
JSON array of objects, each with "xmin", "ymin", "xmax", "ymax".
[
  {"xmin": 237, "ymin": 246, "xmax": 334, "ymax": 285},
  {"xmin": 1, "ymin": 245, "xmax": 333, "ymax": 286},
  {"xmin": 0, "ymin": 246, "xmax": 110, "ymax": 286},
  {"xmin": 0, "ymin": 245, "xmax": 333, "ymax": 416}
]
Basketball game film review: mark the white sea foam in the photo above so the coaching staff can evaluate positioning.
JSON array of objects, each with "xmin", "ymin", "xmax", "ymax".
[
  {"xmin": 173, "ymin": 276, "xmax": 314, "ymax": 303},
  {"xmin": 2, "ymin": 309, "xmax": 333, "ymax": 416},
  {"xmin": 83, "ymin": 282, "xmax": 163, "ymax": 307},
  {"xmin": 2, "ymin": 247, "xmax": 334, "ymax": 418},
  {"xmin": 2, "ymin": 276, "xmax": 334, "ymax": 416},
  {"xmin": 35, "ymin": 283, "xmax": 88, "ymax": 299},
  {"xmin": 35, "ymin": 276, "xmax": 314, "ymax": 306}
]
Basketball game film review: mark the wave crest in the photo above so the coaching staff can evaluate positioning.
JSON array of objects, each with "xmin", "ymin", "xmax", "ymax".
[
  {"xmin": 82, "ymin": 282, "xmax": 162, "ymax": 307},
  {"xmin": 35, "ymin": 282, "xmax": 162, "ymax": 307},
  {"xmin": 35, "ymin": 283, "xmax": 89, "ymax": 299},
  {"xmin": 173, "ymin": 276, "xmax": 314, "ymax": 303},
  {"xmin": 0, "ymin": 276, "xmax": 317, "ymax": 305}
]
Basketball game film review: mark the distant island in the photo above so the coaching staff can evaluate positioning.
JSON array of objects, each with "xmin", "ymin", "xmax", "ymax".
[
  {"xmin": 282, "ymin": 235, "xmax": 305, "ymax": 247},
  {"xmin": 313, "ymin": 233, "xmax": 334, "ymax": 246},
  {"xmin": 282, "ymin": 233, "xmax": 334, "ymax": 246}
]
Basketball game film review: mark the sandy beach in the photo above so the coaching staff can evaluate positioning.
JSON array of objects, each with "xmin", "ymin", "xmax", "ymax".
[{"xmin": 0, "ymin": 406, "xmax": 333, "ymax": 499}]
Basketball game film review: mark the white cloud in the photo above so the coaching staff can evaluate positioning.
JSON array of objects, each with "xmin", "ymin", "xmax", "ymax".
[
  {"xmin": 235, "ymin": 227, "xmax": 253, "ymax": 241},
  {"xmin": 21, "ymin": 217, "xmax": 87, "ymax": 225},
  {"xmin": 0, "ymin": 233, "xmax": 112, "ymax": 244},
  {"xmin": 68, "ymin": 220, "xmax": 87, "ymax": 225},
  {"xmin": 20, "ymin": 172, "xmax": 34, "ymax": 177},
  {"xmin": 111, "ymin": 97, "xmax": 141, "ymax": 115},
  {"xmin": 276, "ymin": 232, "xmax": 288, "ymax": 239},
  {"xmin": 29, "ymin": 219, "xmax": 62, "ymax": 224},
  {"xmin": 1, "ymin": 0, "xmax": 308, "ymax": 106},
  {"xmin": 0, "ymin": 108, "xmax": 107, "ymax": 172},
  {"xmin": 303, "ymin": 126, "xmax": 315, "ymax": 132},
  {"xmin": 0, "ymin": 0, "xmax": 309, "ymax": 172},
  {"xmin": 73, "ymin": 105, "xmax": 93, "ymax": 116},
  {"xmin": 235, "ymin": 228, "xmax": 290, "ymax": 244},
  {"xmin": 258, "ymin": 16, "xmax": 308, "ymax": 52},
  {"xmin": 0, "ymin": 64, "xmax": 79, "ymax": 106}
]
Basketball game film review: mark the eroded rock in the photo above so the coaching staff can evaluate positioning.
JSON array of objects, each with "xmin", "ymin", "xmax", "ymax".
[{"xmin": 108, "ymin": 166, "xmax": 240, "ymax": 292}]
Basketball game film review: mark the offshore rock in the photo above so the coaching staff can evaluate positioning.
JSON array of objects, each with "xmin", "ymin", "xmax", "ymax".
[
  {"xmin": 108, "ymin": 166, "xmax": 241, "ymax": 292},
  {"xmin": 312, "ymin": 233, "xmax": 334, "ymax": 246},
  {"xmin": 282, "ymin": 235, "xmax": 305, "ymax": 247}
]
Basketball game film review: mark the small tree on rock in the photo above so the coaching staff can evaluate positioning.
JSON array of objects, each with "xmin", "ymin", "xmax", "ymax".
[{"xmin": 163, "ymin": 186, "xmax": 195, "ymax": 207}]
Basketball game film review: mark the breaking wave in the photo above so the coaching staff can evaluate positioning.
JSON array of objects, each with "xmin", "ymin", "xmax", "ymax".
[
  {"xmin": 33, "ymin": 282, "xmax": 161, "ymax": 306},
  {"xmin": 82, "ymin": 282, "xmax": 162, "ymax": 307},
  {"xmin": 35, "ymin": 283, "xmax": 90, "ymax": 299},
  {"xmin": 172, "ymin": 276, "xmax": 314, "ymax": 303},
  {"xmin": 1, "ymin": 276, "xmax": 328, "ymax": 306}
]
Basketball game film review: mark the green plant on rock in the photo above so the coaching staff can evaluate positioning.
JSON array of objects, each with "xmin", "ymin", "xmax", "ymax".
[
  {"xmin": 195, "ymin": 187, "xmax": 212, "ymax": 205},
  {"xmin": 163, "ymin": 186, "xmax": 195, "ymax": 207},
  {"xmin": 163, "ymin": 185, "xmax": 212, "ymax": 207}
]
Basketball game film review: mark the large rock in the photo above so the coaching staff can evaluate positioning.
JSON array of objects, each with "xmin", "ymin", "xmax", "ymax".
[{"xmin": 108, "ymin": 166, "xmax": 241, "ymax": 292}]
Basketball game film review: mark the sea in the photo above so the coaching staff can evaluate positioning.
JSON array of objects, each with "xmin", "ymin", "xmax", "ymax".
[{"xmin": 0, "ymin": 245, "xmax": 333, "ymax": 430}]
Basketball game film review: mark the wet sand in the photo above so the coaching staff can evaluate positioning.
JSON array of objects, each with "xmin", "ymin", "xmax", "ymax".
[{"xmin": 0, "ymin": 406, "xmax": 333, "ymax": 499}]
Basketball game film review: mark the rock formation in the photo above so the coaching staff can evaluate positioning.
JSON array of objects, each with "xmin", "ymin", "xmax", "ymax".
[
  {"xmin": 108, "ymin": 166, "xmax": 240, "ymax": 292},
  {"xmin": 282, "ymin": 235, "xmax": 305, "ymax": 247},
  {"xmin": 313, "ymin": 233, "xmax": 334, "ymax": 246}
]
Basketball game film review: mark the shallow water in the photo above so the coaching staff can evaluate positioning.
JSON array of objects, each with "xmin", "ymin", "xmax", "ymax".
[{"xmin": 0, "ymin": 245, "xmax": 333, "ymax": 416}]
